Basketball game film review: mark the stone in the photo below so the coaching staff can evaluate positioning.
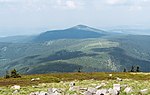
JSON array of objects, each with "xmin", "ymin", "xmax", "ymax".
[
  {"xmin": 109, "ymin": 74, "xmax": 112, "ymax": 77},
  {"xmin": 69, "ymin": 82, "xmax": 75, "ymax": 87},
  {"xmin": 116, "ymin": 77, "xmax": 122, "ymax": 81},
  {"xmin": 52, "ymin": 88, "xmax": 62, "ymax": 93},
  {"xmin": 108, "ymin": 88, "xmax": 119, "ymax": 95},
  {"xmin": 12, "ymin": 90, "xmax": 19, "ymax": 94},
  {"xmin": 101, "ymin": 83, "xmax": 106, "ymax": 87},
  {"xmin": 32, "ymin": 85, "xmax": 40, "ymax": 88},
  {"xmin": 95, "ymin": 85, "xmax": 102, "ymax": 89},
  {"xmin": 59, "ymin": 81, "xmax": 64, "ymax": 83},
  {"xmin": 113, "ymin": 84, "xmax": 121, "ymax": 91},
  {"xmin": 83, "ymin": 91, "xmax": 93, "ymax": 95},
  {"xmin": 69, "ymin": 86, "xmax": 80, "ymax": 92},
  {"xmin": 124, "ymin": 87, "xmax": 132, "ymax": 93},
  {"xmin": 31, "ymin": 78, "xmax": 40, "ymax": 81},
  {"xmin": 87, "ymin": 87, "xmax": 97, "ymax": 94},
  {"xmin": 96, "ymin": 89, "xmax": 108, "ymax": 95},
  {"xmin": 36, "ymin": 78, "xmax": 40, "ymax": 80},
  {"xmin": 11, "ymin": 85, "xmax": 20, "ymax": 90},
  {"xmin": 48, "ymin": 88, "xmax": 53, "ymax": 94},
  {"xmin": 140, "ymin": 89, "xmax": 149, "ymax": 95},
  {"xmin": 31, "ymin": 78, "xmax": 35, "ymax": 81}
]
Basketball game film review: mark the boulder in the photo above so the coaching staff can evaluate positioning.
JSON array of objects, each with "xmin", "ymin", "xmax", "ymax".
[
  {"xmin": 31, "ymin": 78, "xmax": 40, "ymax": 81},
  {"xmin": 95, "ymin": 85, "xmax": 102, "ymax": 89},
  {"xmin": 109, "ymin": 74, "xmax": 112, "ymax": 77},
  {"xmin": 96, "ymin": 89, "xmax": 108, "ymax": 95},
  {"xmin": 124, "ymin": 87, "xmax": 132, "ymax": 94},
  {"xmin": 52, "ymin": 88, "xmax": 62, "ymax": 93},
  {"xmin": 100, "ymin": 83, "xmax": 106, "ymax": 87},
  {"xmin": 83, "ymin": 91, "xmax": 93, "ymax": 95},
  {"xmin": 140, "ymin": 89, "xmax": 149, "ymax": 95},
  {"xmin": 11, "ymin": 85, "xmax": 20, "ymax": 90},
  {"xmin": 12, "ymin": 90, "xmax": 19, "ymax": 94},
  {"xmin": 69, "ymin": 86, "xmax": 80, "ymax": 92},
  {"xmin": 69, "ymin": 82, "xmax": 75, "ymax": 87},
  {"xmin": 87, "ymin": 87, "xmax": 97, "ymax": 94},
  {"xmin": 113, "ymin": 84, "xmax": 121, "ymax": 91},
  {"xmin": 48, "ymin": 88, "xmax": 53, "ymax": 94},
  {"xmin": 116, "ymin": 77, "xmax": 122, "ymax": 81},
  {"xmin": 108, "ymin": 88, "xmax": 119, "ymax": 95}
]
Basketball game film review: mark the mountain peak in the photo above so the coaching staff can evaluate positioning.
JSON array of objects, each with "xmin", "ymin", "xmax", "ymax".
[
  {"xmin": 72, "ymin": 25, "xmax": 91, "ymax": 30},
  {"xmin": 69, "ymin": 25, "xmax": 105, "ymax": 33}
]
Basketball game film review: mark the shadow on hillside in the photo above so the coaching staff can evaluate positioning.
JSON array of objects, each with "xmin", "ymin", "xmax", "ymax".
[
  {"xmin": 38, "ymin": 50, "xmax": 98, "ymax": 63},
  {"xmin": 26, "ymin": 62, "xmax": 83, "ymax": 74},
  {"xmin": 91, "ymin": 47, "xmax": 150, "ymax": 72}
]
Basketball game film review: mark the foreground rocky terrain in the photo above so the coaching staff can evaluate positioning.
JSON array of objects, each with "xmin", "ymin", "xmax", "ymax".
[{"xmin": 0, "ymin": 73, "xmax": 149, "ymax": 95}]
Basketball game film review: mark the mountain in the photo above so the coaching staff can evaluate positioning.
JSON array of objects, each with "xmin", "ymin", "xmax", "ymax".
[
  {"xmin": 33, "ymin": 25, "xmax": 107, "ymax": 42},
  {"xmin": 0, "ymin": 35, "xmax": 35, "ymax": 43},
  {"xmin": 0, "ymin": 25, "xmax": 150, "ymax": 76}
]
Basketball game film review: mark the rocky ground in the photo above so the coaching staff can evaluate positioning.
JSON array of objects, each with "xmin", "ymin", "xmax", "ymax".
[
  {"xmin": 0, "ymin": 78, "xmax": 150, "ymax": 95},
  {"xmin": 0, "ymin": 73, "xmax": 149, "ymax": 95}
]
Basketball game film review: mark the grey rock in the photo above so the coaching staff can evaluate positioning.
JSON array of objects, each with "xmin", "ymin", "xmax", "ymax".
[
  {"xmin": 108, "ymin": 88, "xmax": 119, "ymax": 95},
  {"xmin": 87, "ymin": 87, "xmax": 97, "ymax": 94},
  {"xmin": 95, "ymin": 85, "xmax": 102, "ymax": 89},
  {"xmin": 116, "ymin": 77, "xmax": 122, "ymax": 81},
  {"xmin": 31, "ymin": 78, "xmax": 40, "ymax": 81},
  {"xmin": 48, "ymin": 88, "xmax": 53, "ymax": 94},
  {"xmin": 113, "ymin": 84, "xmax": 121, "ymax": 91},
  {"xmin": 83, "ymin": 91, "xmax": 93, "ymax": 95},
  {"xmin": 11, "ymin": 85, "xmax": 21, "ymax": 90},
  {"xmin": 12, "ymin": 90, "xmax": 19, "ymax": 94},
  {"xmin": 100, "ymin": 83, "xmax": 106, "ymax": 87},
  {"xmin": 140, "ymin": 89, "xmax": 149, "ymax": 95},
  {"xmin": 69, "ymin": 82, "xmax": 75, "ymax": 87},
  {"xmin": 69, "ymin": 86, "xmax": 80, "ymax": 92},
  {"xmin": 124, "ymin": 87, "xmax": 132, "ymax": 93},
  {"xmin": 96, "ymin": 89, "xmax": 108, "ymax": 95}
]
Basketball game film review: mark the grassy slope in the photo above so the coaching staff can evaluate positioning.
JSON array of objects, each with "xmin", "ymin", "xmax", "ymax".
[
  {"xmin": 0, "ymin": 72, "xmax": 150, "ymax": 95},
  {"xmin": 0, "ymin": 72, "xmax": 150, "ymax": 86}
]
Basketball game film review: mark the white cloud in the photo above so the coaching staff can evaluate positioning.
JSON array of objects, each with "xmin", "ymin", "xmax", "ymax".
[
  {"xmin": 54, "ymin": 0, "xmax": 79, "ymax": 10},
  {"xmin": 66, "ymin": 0, "xmax": 77, "ymax": 9},
  {"xmin": 129, "ymin": 5, "xmax": 143, "ymax": 11},
  {"xmin": 56, "ymin": 0, "xmax": 62, "ymax": 5},
  {"xmin": 106, "ymin": 0, "xmax": 127, "ymax": 5}
]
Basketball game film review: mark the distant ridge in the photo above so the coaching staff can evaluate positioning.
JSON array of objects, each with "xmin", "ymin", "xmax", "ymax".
[{"xmin": 33, "ymin": 25, "xmax": 107, "ymax": 42}]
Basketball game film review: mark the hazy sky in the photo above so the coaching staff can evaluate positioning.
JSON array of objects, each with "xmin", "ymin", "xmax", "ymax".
[{"xmin": 0, "ymin": 0, "xmax": 150, "ymax": 36}]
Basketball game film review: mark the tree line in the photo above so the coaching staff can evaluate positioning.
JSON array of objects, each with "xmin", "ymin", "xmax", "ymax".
[
  {"xmin": 123, "ymin": 66, "xmax": 140, "ymax": 72},
  {"xmin": 5, "ymin": 69, "xmax": 21, "ymax": 79}
]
